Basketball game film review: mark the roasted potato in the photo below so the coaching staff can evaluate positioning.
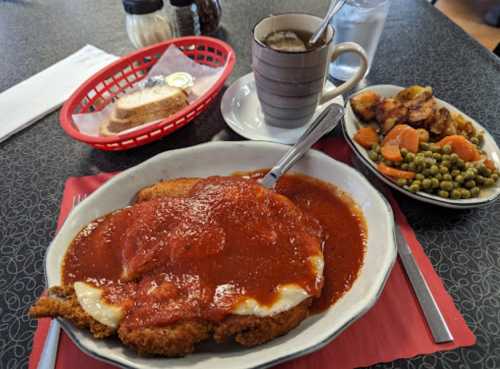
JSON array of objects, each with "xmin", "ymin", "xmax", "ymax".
[
  {"xmin": 396, "ymin": 85, "xmax": 433, "ymax": 103},
  {"xmin": 350, "ymin": 91, "xmax": 381, "ymax": 122},
  {"xmin": 375, "ymin": 98, "xmax": 408, "ymax": 133}
]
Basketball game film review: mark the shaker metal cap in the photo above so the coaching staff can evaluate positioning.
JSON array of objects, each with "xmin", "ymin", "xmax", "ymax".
[
  {"xmin": 122, "ymin": 0, "xmax": 164, "ymax": 15},
  {"xmin": 169, "ymin": 0, "xmax": 195, "ymax": 7}
]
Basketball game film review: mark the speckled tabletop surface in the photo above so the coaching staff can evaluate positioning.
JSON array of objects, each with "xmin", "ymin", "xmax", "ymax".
[{"xmin": 1, "ymin": 0, "xmax": 499, "ymax": 368}]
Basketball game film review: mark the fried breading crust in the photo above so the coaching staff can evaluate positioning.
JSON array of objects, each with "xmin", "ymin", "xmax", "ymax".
[
  {"xmin": 214, "ymin": 299, "xmax": 311, "ymax": 347},
  {"xmin": 29, "ymin": 286, "xmax": 114, "ymax": 338},
  {"xmin": 135, "ymin": 178, "xmax": 199, "ymax": 202},
  {"xmin": 118, "ymin": 320, "xmax": 213, "ymax": 357},
  {"xmin": 30, "ymin": 289, "xmax": 311, "ymax": 356}
]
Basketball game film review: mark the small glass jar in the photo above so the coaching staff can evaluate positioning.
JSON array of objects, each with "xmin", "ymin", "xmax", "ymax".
[
  {"xmin": 195, "ymin": 0, "xmax": 222, "ymax": 35},
  {"xmin": 169, "ymin": 0, "xmax": 201, "ymax": 36},
  {"xmin": 122, "ymin": 0, "xmax": 175, "ymax": 49}
]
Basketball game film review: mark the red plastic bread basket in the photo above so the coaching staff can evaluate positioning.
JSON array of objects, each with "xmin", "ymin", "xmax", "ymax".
[{"xmin": 60, "ymin": 36, "xmax": 235, "ymax": 151}]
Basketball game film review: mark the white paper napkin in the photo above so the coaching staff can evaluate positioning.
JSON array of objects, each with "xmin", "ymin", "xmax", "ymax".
[{"xmin": 0, "ymin": 45, "xmax": 118, "ymax": 143}]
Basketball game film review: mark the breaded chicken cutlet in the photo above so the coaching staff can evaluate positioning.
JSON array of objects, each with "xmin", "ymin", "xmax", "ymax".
[{"xmin": 30, "ymin": 177, "xmax": 323, "ymax": 357}]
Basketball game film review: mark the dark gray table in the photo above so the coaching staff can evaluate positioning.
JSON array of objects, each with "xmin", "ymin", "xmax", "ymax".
[{"xmin": 1, "ymin": 0, "xmax": 499, "ymax": 368}]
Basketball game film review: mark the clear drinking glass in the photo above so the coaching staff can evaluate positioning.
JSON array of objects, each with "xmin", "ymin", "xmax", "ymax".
[{"xmin": 329, "ymin": 0, "xmax": 390, "ymax": 81}]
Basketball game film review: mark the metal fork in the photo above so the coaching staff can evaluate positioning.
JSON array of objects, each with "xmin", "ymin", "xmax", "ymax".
[
  {"xmin": 37, "ymin": 193, "xmax": 87, "ymax": 369},
  {"xmin": 351, "ymin": 156, "xmax": 454, "ymax": 343}
]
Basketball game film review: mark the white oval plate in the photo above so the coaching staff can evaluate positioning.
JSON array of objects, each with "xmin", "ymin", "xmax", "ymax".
[
  {"xmin": 343, "ymin": 84, "xmax": 500, "ymax": 209},
  {"xmin": 45, "ymin": 141, "xmax": 396, "ymax": 369},
  {"xmin": 221, "ymin": 73, "xmax": 344, "ymax": 144}
]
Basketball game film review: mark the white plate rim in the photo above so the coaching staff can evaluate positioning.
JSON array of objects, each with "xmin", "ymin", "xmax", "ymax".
[
  {"xmin": 343, "ymin": 84, "xmax": 500, "ymax": 209},
  {"xmin": 44, "ymin": 141, "xmax": 397, "ymax": 369}
]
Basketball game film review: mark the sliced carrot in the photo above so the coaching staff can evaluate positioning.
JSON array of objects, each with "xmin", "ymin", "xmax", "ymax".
[
  {"xmin": 484, "ymin": 159, "xmax": 497, "ymax": 171},
  {"xmin": 377, "ymin": 162, "xmax": 416, "ymax": 179},
  {"xmin": 382, "ymin": 124, "xmax": 410, "ymax": 145},
  {"xmin": 381, "ymin": 144, "xmax": 403, "ymax": 162},
  {"xmin": 400, "ymin": 127, "xmax": 419, "ymax": 153},
  {"xmin": 354, "ymin": 126, "xmax": 379, "ymax": 149},
  {"xmin": 437, "ymin": 135, "xmax": 481, "ymax": 161}
]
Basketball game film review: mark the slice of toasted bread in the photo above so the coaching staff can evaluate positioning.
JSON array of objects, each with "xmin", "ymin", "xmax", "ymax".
[{"xmin": 99, "ymin": 85, "xmax": 189, "ymax": 136}]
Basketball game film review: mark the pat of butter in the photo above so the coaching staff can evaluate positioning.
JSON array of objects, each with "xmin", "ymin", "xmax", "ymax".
[
  {"xmin": 165, "ymin": 72, "xmax": 194, "ymax": 91},
  {"xmin": 74, "ymin": 282, "xmax": 123, "ymax": 329}
]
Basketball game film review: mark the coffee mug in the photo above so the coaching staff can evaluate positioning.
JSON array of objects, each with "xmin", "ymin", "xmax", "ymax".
[{"xmin": 252, "ymin": 13, "xmax": 368, "ymax": 128}]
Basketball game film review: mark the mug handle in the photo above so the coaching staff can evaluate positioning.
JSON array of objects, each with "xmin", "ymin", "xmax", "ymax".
[{"xmin": 320, "ymin": 42, "xmax": 368, "ymax": 104}]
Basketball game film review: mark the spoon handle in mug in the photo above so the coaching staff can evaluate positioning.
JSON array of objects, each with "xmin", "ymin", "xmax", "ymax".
[{"xmin": 260, "ymin": 104, "xmax": 344, "ymax": 189}]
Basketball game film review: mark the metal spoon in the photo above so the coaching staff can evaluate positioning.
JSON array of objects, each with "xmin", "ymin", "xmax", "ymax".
[
  {"xmin": 260, "ymin": 104, "xmax": 344, "ymax": 189},
  {"xmin": 309, "ymin": 0, "xmax": 348, "ymax": 46}
]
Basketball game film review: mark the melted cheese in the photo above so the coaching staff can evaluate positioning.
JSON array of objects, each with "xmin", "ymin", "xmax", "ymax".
[
  {"xmin": 74, "ymin": 254, "xmax": 324, "ymax": 327},
  {"xmin": 74, "ymin": 282, "xmax": 123, "ymax": 329}
]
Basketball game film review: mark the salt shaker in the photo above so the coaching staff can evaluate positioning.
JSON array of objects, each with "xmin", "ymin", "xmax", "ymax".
[
  {"xmin": 169, "ymin": 0, "xmax": 201, "ymax": 36},
  {"xmin": 122, "ymin": 0, "xmax": 175, "ymax": 49}
]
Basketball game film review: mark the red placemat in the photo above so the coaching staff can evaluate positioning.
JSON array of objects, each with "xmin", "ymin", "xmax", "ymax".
[{"xmin": 29, "ymin": 138, "xmax": 476, "ymax": 369}]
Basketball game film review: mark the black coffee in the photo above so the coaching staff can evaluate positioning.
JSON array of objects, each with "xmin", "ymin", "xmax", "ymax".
[{"xmin": 263, "ymin": 29, "xmax": 325, "ymax": 52}]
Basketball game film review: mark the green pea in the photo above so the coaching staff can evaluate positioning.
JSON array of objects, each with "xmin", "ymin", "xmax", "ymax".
[
  {"xmin": 431, "ymin": 178, "xmax": 440, "ymax": 189},
  {"xmin": 405, "ymin": 153, "xmax": 415, "ymax": 162},
  {"xmin": 491, "ymin": 173, "xmax": 499, "ymax": 182},
  {"xmin": 477, "ymin": 175, "xmax": 486, "ymax": 185},
  {"xmin": 425, "ymin": 158, "xmax": 437, "ymax": 167},
  {"xmin": 443, "ymin": 174, "xmax": 452, "ymax": 181},
  {"xmin": 464, "ymin": 170, "xmax": 475, "ymax": 180},
  {"xmin": 431, "ymin": 145, "xmax": 442, "ymax": 153},
  {"xmin": 400, "ymin": 147, "xmax": 408, "ymax": 157},
  {"xmin": 438, "ymin": 190, "xmax": 449, "ymax": 198},
  {"xmin": 442, "ymin": 144, "xmax": 452, "ymax": 154},
  {"xmin": 465, "ymin": 162, "xmax": 474, "ymax": 170},
  {"xmin": 422, "ymin": 178, "xmax": 432, "ymax": 189},
  {"xmin": 470, "ymin": 137, "xmax": 479, "ymax": 145},
  {"xmin": 478, "ymin": 165, "xmax": 491, "ymax": 177},
  {"xmin": 450, "ymin": 169, "xmax": 460, "ymax": 177},
  {"xmin": 401, "ymin": 163, "xmax": 409, "ymax": 171},
  {"xmin": 408, "ymin": 162, "xmax": 417, "ymax": 171},
  {"xmin": 484, "ymin": 178, "xmax": 495, "ymax": 187},
  {"xmin": 371, "ymin": 143, "xmax": 380, "ymax": 152},
  {"xmin": 415, "ymin": 155, "xmax": 425, "ymax": 165},
  {"xmin": 452, "ymin": 181, "xmax": 459, "ymax": 189},
  {"xmin": 441, "ymin": 160, "xmax": 451, "ymax": 168},
  {"xmin": 470, "ymin": 187, "xmax": 480, "ymax": 197},
  {"xmin": 422, "ymin": 168, "xmax": 432, "ymax": 177},
  {"xmin": 455, "ymin": 175, "xmax": 465, "ymax": 184},
  {"xmin": 450, "ymin": 153, "xmax": 459, "ymax": 163},
  {"xmin": 396, "ymin": 178, "xmax": 407, "ymax": 187},
  {"xmin": 432, "ymin": 152, "xmax": 442, "ymax": 160},
  {"xmin": 451, "ymin": 189, "xmax": 462, "ymax": 199},
  {"xmin": 440, "ymin": 166, "xmax": 449, "ymax": 174},
  {"xmin": 456, "ymin": 159, "xmax": 465, "ymax": 169},
  {"xmin": 430, "ymin": 165, "xmax": 439, "ymax": 175},
  {"xmin": 442, "ymin": 154, "xmax": 451, "ymax": 161},
  {"xmin": 435, "ymin": 173, "xmax": 443, "ymax": 181},
  {"xmin": 465, "ymin": 180, "xmax": 476, "ymax": 189},
  {"xmin": 416, "ymin": 173, "xmax": 425, "ymax": 181},
  {"xmin": 423, "ymin": 150, "xmax": 433, "ymax": 158},
  {"xmin": 461, "ymin": 189, "xmax": 471, "ymax": 199},
  {"xmin": 369, "ymin": 151, "xmax": 378, "ymax": 161},
  {"xmin": 420, "ymin": 142, "xmax": 430, "ymax": 151},
  {"xmin": 440, "ymin": 181, "xmax": 453, "ymax": 191},
  {"xmin": 409, "ymin": 184, "xmax": 419, "ymax": 193}
]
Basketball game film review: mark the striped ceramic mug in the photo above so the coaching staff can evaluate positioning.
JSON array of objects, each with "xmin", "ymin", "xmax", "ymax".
[{"xmin": 252, "ymin": 13, "xmax": 368, "ymax": 128}]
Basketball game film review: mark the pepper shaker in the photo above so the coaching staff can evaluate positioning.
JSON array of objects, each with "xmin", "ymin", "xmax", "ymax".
[{"xmin": 169, "ymin": 0, "xmax": 201, "ymax": 36}]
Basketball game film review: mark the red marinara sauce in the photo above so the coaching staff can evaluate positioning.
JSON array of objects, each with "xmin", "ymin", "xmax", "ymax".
[
  {"xmin": 62, "ymin": 176, "xmax": 325, "ymax": 329},
  {"xmin": 270, "ymin": 173, "xmax": 367, "ymax": 312}
]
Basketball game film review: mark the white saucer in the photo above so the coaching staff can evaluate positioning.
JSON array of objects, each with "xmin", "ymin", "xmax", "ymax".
[{"xmin": 221, "ymin": 72, "xmax": 344, "ymax": 144}]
